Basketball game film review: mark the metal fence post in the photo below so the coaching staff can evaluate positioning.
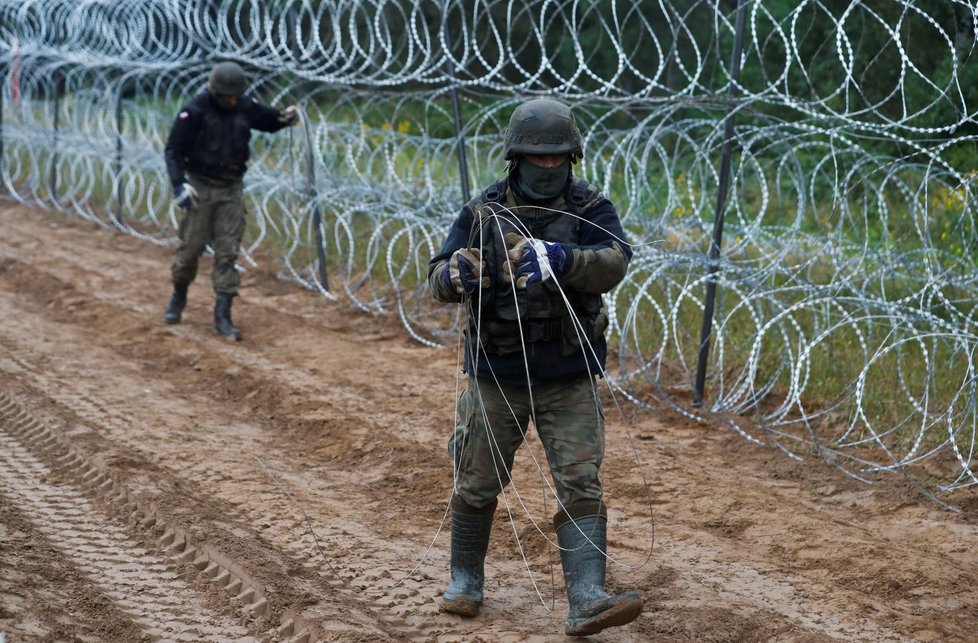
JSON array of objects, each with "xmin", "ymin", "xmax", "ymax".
[
  {"xmin": 289, "ymin": 7, "xmax": 329, "ymax": 292},
  {"xmin": 113, "ymin": 85, "xmax": 124, "ymax": 223},
  {"xmin": 50, "ymin": 74, "xmax": 61, "ymax": 204},
  {"xmin": 442, "ymin": 2, "xmax": 471, "ymax": 204},
  {"xmin": 693, "ymin": 0, "xmax": 749, "ymax": 408},
  {"xmin": 0, "ymin": 61, "xmax": 5, "ymax": 194}
]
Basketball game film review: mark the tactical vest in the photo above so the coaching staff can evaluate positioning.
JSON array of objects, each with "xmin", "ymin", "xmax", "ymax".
[
  {"xmin": 187, "ymin": 106, "xmax": 251, "ymax": 181},
  {"xmin": 466, "ymin": 177, "xmax": 609, "ymax": 357}
]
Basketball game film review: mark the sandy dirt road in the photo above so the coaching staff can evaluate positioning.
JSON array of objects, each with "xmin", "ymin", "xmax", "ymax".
[{"xmin": 0, "ymin": 202, "xmax": 976, "ymax": 642}]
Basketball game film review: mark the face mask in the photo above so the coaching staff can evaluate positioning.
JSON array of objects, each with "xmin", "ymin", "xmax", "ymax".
[
  {"xmin": 516, "ymin": 159, "xmax": 570, "ymax": 201},
  {"xmin": 213, "ymin": 93, "xmax": 240, "ymax": 111}
]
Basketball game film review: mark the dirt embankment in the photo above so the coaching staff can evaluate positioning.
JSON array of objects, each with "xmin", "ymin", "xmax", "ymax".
[{"xmin": 0, "ymin": 203, "xmax": 976, "ymax": 642}]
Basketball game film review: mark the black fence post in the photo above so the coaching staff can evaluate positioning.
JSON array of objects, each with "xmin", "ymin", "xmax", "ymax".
[
  {"xmin": 0, "ymin": 61, "xmax": 5, "ymax": 194},
  {"xmin": 113, "ymin": 85, "xmax": 123, "ymax": 224},
  {"xmin": 47, "ymin": 19, "xmax": 62, "ymax": 204},
  {"xmin": 289, "ymin": 7, "xmax": 329, "ymax": 292},
  {"xmin": 693, "ymin": 0, "xmax": 749, "ymax": 408},
  {"xmin": 50, "ymin": 75, "xmax": 61, "ymax": 204},
  {"xmin": 442, "ymin": 2, "xmax": 471, "ymax": 204}
]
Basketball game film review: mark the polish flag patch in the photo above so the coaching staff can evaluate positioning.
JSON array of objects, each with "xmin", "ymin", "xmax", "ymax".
[{"xmin": 178, "ymin": 111, "xmax": 189, "ymax": 120}]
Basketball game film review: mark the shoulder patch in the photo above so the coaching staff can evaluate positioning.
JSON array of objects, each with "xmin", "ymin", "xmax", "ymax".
[{"xmin": 178, "ymin": 111, "xmax": 189, "ymax": 120}]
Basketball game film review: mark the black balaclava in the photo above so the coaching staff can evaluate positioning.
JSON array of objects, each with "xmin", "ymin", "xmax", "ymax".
[
  {"xmin": 211, "ymin": 93, "xmax": 240, "ymax": 111},
  {"xmin": 514, "ymin": 158, "xmax": 571, "ymax": 202}
]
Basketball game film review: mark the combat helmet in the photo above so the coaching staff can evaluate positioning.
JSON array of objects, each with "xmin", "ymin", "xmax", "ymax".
[
  {"xmin": 503, "ymin": 98, "xmax": 583, "ymax": 161},
  {"xmin": 208, "ymin": 61, "xmax": 248, "ymax": 96}
]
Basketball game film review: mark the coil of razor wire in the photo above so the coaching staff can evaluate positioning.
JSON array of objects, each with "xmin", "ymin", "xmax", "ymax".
[{"xmin": 0, "ymin": 0, "xmax": 976, "ymax": 499}]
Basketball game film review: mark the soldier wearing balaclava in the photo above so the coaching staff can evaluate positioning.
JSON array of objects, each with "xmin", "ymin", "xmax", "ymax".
[{"xmin": 427, "ymin": 98, "xmax": 642, "ymax": 637}]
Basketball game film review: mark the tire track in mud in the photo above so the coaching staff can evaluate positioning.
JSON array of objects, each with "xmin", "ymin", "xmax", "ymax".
[
  {"xmin": 0, "ymin": 317, "xmax": 462, "ymax": 641},
  {"xmin": 0, "ymin": 302, "xmax": 528, "ymax": 642},
  {"xmin": 0, "ymin": 494, "xmax": 148, "ymax": 641},
  {"xmin": 0, "ymin": 391, "xmax": 256, "ymax": 642},
  {"xmin": 647, "ymin": 535, "xmax": 904, "ymax": 642},
  {"xmin": 0, "ymin": 355, "xmax": 404, "ymax": 643}
]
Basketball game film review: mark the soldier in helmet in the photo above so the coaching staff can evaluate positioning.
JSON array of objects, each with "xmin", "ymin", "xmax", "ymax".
[
  {"xmin": 427, "ymin": 98, "xmax": 642, "ymax": 636},
  {"xmin": 162, "ymin": 61, "xmax": 299, "ymax": 340}
]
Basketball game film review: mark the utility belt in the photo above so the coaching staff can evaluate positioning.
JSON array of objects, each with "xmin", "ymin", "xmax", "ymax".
[
  {"xmin": 472, "ymin": 313, "xmax": 606, "ymax": 357},
  {"xmin": 472, "ymin": 317, "xmax": 561, "ymax": 355}
]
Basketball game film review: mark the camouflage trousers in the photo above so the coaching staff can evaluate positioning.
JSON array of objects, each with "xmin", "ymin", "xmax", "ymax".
[
  {"xmin": 448, "ymin": 375, "xmax": 605, "ymax": 510},
  {"xmin": 170, "ymin": 174, "xmax": 246, "ymax": 295}
]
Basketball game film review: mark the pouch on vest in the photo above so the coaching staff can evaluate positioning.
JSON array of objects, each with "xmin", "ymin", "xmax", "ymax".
[
  {"xmin": 195, "ymin": 110, "xmax": 250, "ymax": 178},
  {"xmin": 560, "ymin": 309, "xmax": 608, "ymax": 357},
  {"xmin": 477, "ymin": 319, "xmax": 525, "ymax": 355}
]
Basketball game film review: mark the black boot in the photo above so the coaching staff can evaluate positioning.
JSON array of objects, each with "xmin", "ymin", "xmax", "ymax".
[
  {"xmin": 163, "ymin": 283, "xmax": 189, "ymax": 324},
  {"xmin": 213, "ymin": 294, "xmax": 242, "ymax": 341},
  {"xmin": 555, "ymin": 501, "xmax": 642, "ymax": 637},
  {"xmin": 441, "ymin": 497, "xmax": 495, "ymax": 616}
]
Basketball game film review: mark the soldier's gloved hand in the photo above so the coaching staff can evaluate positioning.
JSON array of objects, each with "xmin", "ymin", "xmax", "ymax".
[
  {"xmin": 501, "ymin": 233, "xmax": 531, "ymax": 288},
  {"xmin": 443, "ymin": 248, "xmax": 489, "ymax": 295},
  {"xmin": 504, "ymin": 232, "xmax": 530, "ymax": 262},
  {"xmin": 516, "ymin": 240, "xmax": 568, "ymax": 285},
  {"xmin": 278, "ymin": 105, "xmax": 300, "ymax": 126},
  {"xmin": 173, "ymin": 182, "xmax": 198, "ymax": 210}
]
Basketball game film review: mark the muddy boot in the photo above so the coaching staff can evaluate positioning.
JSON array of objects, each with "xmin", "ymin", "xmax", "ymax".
[
  {"xmin": 441, "ymin": 497, "xmax": 495, "ymax": 617},
  {"xmin": 555, "ymin": 501, "xmax": 642, "ymax": 637},
  {"xmin": 213, "ymin": 294, "xmax": 242, "ymax": 341},
  {"xmin": 163, "ymin": 282, "xmax": 189, "ymax": 324}
]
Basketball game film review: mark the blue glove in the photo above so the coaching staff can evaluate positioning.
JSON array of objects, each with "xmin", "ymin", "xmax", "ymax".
[
  {"xmin": 443, "ymin": 248, "xmax": 488, "ymax": 295},
  {"xmin": 515, "ymin": 240, "xmax": 568, "ymax": 285},
  {"xmin": 173, "ymin": 182, "xmax": 198, "ymax": 210}
]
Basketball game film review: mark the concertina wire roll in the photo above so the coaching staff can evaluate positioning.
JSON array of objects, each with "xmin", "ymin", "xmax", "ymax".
[{"xmin": 1, "ymin": 0, "xmax": 976, "ymax": 502}]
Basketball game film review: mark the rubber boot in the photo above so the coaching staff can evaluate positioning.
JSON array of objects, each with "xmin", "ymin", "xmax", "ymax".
[
  {"xmin": 555, "ymin": 501, "xmax": 643, "ymax": 637},
  {"xmin": 163, "ymin": 282, "xmax": 189, "ymax": 324},
  {"xmin": 441, "ymin": 497, "xmax": 495, "ymax": 616},
  {"xmin": 213, "ymin": 294, "xmax": 242, "ymax": 341}
]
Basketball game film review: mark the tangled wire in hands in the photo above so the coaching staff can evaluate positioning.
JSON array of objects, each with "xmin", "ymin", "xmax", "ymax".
[{"xmin": 1, "ymin": 0, "xmax": 977, "ymax": 499}]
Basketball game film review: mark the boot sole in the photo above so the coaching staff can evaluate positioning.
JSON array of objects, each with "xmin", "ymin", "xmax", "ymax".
[
  {"xmin": 565, "ymin": 597, "xmax": 643, "ymax": 637},
  {"xmin": 440, "ymin": 597, "xmax": 481, "ymax": 617}
]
